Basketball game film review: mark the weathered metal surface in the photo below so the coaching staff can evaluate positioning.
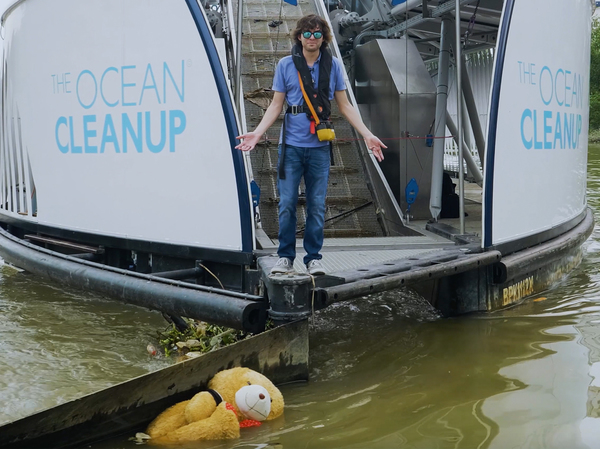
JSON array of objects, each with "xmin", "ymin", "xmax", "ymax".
[
  {"xmin": 485, "ymin": 209, "xmax": 593, "ymax": 310},
  {"xmin": 314, "ymin": 209, "xmax": 594, "ymax": 312},
  {"xmin": 314, "ymin": 249, "xmax": 502, "ymax": 307},
  {"xmin": 268, "ymin": 273, "xmax": 313, "ymax": 325},
  {"xmin": 0, "ymin": 319, "xmax": 309, "ymax": 449},
  {"xmin": 485, "ymin": 210, "xmax": 593, "ymax": 310},
  {"xmin": 421, "ymin": 209, "xmax": 595, "ymax": 314},
  {"xmin": 488, "ymin": 246, "xmax": 584, "ymax": 310}
]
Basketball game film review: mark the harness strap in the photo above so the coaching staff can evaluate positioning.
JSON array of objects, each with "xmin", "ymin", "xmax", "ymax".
[
  {"xmin": 297, "ymin": 72, "xmax": 320, "ymax": 125},
  {"xmin": 278, "ymin": 113, "xmax": 287, "ymax": 179}
]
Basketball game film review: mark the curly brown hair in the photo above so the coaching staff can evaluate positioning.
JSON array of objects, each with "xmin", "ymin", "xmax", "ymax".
[{"xmin": 291, "ymin": 14, "xmax": 332, "ymax": 45}]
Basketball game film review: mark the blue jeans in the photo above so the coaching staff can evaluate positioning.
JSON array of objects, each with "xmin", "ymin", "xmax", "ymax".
[{"xmin": 277, "ymin": 144, "xmax": 330, "ymax": 265}]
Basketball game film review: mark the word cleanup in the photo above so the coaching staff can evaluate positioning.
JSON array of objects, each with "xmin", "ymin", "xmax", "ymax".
[
  {"xmin": 53, "ymin": 61, "xmax": 187, "ymax": 154},
  {"xmin": 517, "ymin": 62, "xmax": 585, "ymax": 150},
  {"xmin": 56, "ymin": 111, "xmax": 185, "ymax": 154}
]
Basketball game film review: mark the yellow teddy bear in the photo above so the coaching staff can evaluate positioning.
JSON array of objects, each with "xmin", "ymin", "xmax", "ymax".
[{"xmin": 145, "ymin": 367, "xmax": 284, "ymax": 445}]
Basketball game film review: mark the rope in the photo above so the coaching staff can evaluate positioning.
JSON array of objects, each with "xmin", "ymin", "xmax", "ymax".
[
  {"xmin": 271, "ymin": 0, "xmax": 285, "ymax": 70},
  {"xmin": 256, "ymin": 134, "xmax": 456, "ymax": 145},
  {"xmin": 199, "ymin": 263, "xmax": 225, "ymax": 289},
  {"xmin": 463, "ymin": 0, "xmax": 481, "ymax": 49},
  {"xmin": 309, "ymin": 273, "xmax": 315, "ymax": 327},
  {"xmin": 295, "ymin": 201, "xmax": 373, "ymax": 234}
]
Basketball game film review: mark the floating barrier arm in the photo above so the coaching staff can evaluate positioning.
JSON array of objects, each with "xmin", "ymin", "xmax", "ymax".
[
  {"xmin": 493, "ymin": 209, "xmax": 593, "ymax": 284},
  {"xmin": 314, "ymin": 250, "xmax": 501, "ymax": 307},
  {"xmin": 0, "ymin": 227, "xmax": 265, "ymax": 332}
]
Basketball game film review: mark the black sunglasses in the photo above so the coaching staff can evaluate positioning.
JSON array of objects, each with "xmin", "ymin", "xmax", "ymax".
[{"xmin": 302, "ymin": 31, "xmax": 323, "ymax": 39}]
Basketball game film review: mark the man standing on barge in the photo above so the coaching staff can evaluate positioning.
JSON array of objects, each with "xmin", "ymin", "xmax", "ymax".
[{"xmin": 236, "ymin": 14, "xmax": 386, "ymax": 276}]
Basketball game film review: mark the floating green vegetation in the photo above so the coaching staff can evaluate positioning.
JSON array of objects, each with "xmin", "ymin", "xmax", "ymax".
[
  {"xmin": 155, "ymin": 321, "xmax": 245, "ymax": 357},
  {"xmin": 153, "ymin": 319, "xmax": 274, "ymax": 358}
]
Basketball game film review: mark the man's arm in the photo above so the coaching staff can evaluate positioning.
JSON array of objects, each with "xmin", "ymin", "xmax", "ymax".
[
  {"xmin": 334, "ymin": 90, "xmax": 387, "ymax": 162},
  {"xmin": 235, "ymin": 91, "xmax": 286, "ymax": 152}
]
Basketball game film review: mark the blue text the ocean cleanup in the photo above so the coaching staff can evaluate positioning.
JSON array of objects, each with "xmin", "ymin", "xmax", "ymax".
[
  {"xmin": 53, "ymin": 61, "xmax": 187, "ymax": 154},
  {"xmin": 518, "ymin": 62, "xmax": 584, "ymax": 150}
]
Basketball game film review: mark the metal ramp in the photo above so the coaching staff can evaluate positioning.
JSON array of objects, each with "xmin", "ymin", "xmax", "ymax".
[{"xmin": 239, "ymin": 0, "xmax": 387, "ymax": 241}]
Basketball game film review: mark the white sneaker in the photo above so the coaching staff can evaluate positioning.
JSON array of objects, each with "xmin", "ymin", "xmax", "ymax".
[
  {"xmin": 306, "ymin": 259, "xmax": 326, "ymax": 275},
  {"xmin": 270, "ymin": 257, "xmax": 294, "ymax": 274}
]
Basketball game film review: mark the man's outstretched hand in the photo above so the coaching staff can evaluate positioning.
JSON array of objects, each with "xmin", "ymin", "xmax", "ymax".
[
  {"xmin": 365, "ymin": 135, "xmax": 387, "ymax": 162},
  {"xmin": 235, "ymin": 132, "xmax": 261, "ymax": 152}
]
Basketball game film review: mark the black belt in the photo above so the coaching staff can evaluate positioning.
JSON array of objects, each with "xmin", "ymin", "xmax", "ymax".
[{"xmin": 286, "ymin": 105, "xmax": 307, "ymax": 115}]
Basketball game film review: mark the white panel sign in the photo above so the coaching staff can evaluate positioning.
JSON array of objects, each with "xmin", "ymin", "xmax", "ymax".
[
  {"xmin": 485, "ymin": 0, "xmax": 591, "ymax": 246},
  {"xmin": 1, "ymin": 0, "xmax": 250, "ymax": 251}
]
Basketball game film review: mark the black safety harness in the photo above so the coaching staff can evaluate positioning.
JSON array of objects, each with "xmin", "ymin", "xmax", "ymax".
[{"xmin": 278, "ymin": 43, "xmax": 333, "ymax": 179}]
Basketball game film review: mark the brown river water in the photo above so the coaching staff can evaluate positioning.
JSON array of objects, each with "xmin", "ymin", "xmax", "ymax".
[{"xmin": 3, "ymin": 147, "xmax": 600, "ymax": 448}]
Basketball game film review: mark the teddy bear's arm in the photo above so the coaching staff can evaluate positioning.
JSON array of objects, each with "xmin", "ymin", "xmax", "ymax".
[
  {"xmin": 145, "ymin": 400, "xmax": 191, "ymax": 439},
  {"xmin": 184, "ymin": 391, "xmax": 220, "ymax": 423},
  {"xmin": 150, "ymin": 402, "xmax": 240, "ymax": 445}
]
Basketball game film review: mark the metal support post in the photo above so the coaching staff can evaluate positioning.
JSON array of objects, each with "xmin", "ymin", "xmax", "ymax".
[
  {"xmin": 461, "ymin": 96, "xmax": 472, "ymax": 152},
  {"xmin": 461, "ymin": 55, "xmax": 486, "ymax": 167},
  {"xmin": 446, "ymin": 21, "xmax": 486, "ymax": 167},
  {"xmin": 461, "ymin": 97, "xmax": 474, "ymax": 179},
  {"xmin": 429, "ymin": 15, "xmax": 452, "ymax": 221},
  {"xmin": 234, "ymin": 0, "xmax": 243, "ymax": 109},
  {"xmin": 455, "ymin": 0, "xmax": 465, "ymax": 234},
  {"xmin": 445, "ymin": 111, "xmax": 483, "ymax": 184}
]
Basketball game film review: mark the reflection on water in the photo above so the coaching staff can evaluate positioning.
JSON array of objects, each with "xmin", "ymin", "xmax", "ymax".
[{"xmin": 6, "ymin": 146, "xmax": 600, "ymax": 449}]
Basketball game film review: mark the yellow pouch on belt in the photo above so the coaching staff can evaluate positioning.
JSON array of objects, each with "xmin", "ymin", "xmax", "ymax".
[{"xmin": 316, "ymin": 121, "xmax": 336, "ymax": 142}]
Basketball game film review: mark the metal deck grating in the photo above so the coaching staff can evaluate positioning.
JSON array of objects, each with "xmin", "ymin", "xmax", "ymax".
[
  {"xmin": 320, "ymin": 235, "xmax": 450, "ymax": 247},
  {"xmin": 291, "ymin": 247, "xmax": 442, "ymax": 273}
]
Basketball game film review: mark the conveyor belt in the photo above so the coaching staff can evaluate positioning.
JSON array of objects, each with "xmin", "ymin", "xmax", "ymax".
[{"xmin": 239, "ymin": 0, "xmax": 386, "ymax": 240}]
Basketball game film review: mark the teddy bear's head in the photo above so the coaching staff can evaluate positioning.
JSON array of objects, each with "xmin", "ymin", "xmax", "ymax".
[{"xmin": 208, "ymin": 367, "xmax": 284, "ymax": 421}]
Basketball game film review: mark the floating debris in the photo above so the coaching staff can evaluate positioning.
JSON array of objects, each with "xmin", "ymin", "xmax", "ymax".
[
  {"xmin": 129, "ymin": 432, "xmax": 151, "ymax": 445},
  {"xmin": 151, "ymin": 318, "xmax": 275, "ymax": 358},
  {"xmin": 245, "ymin": 87, "xmax": 274, "ymax": 110},
  {"xmin": 146, "ymin": 344, "xmax": 158, "ymax": 357},
  {"xmin": 155, "ymin": 320, "xmax": 248, "ymax": 357}
]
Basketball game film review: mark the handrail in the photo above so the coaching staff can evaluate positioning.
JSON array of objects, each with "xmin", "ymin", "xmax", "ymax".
[
  {"xmin": 313, "ymin": 0, "xmax": 407, "ymax": 234},
  {"xmin": 220, "ymin": 0, "xmax": 258, "ymax": 227}
]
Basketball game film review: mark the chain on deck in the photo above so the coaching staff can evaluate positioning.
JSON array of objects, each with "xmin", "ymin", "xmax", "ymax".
[{"xmin": 239, "ymin": 0, "xmax": 385, "ymax": 240}]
